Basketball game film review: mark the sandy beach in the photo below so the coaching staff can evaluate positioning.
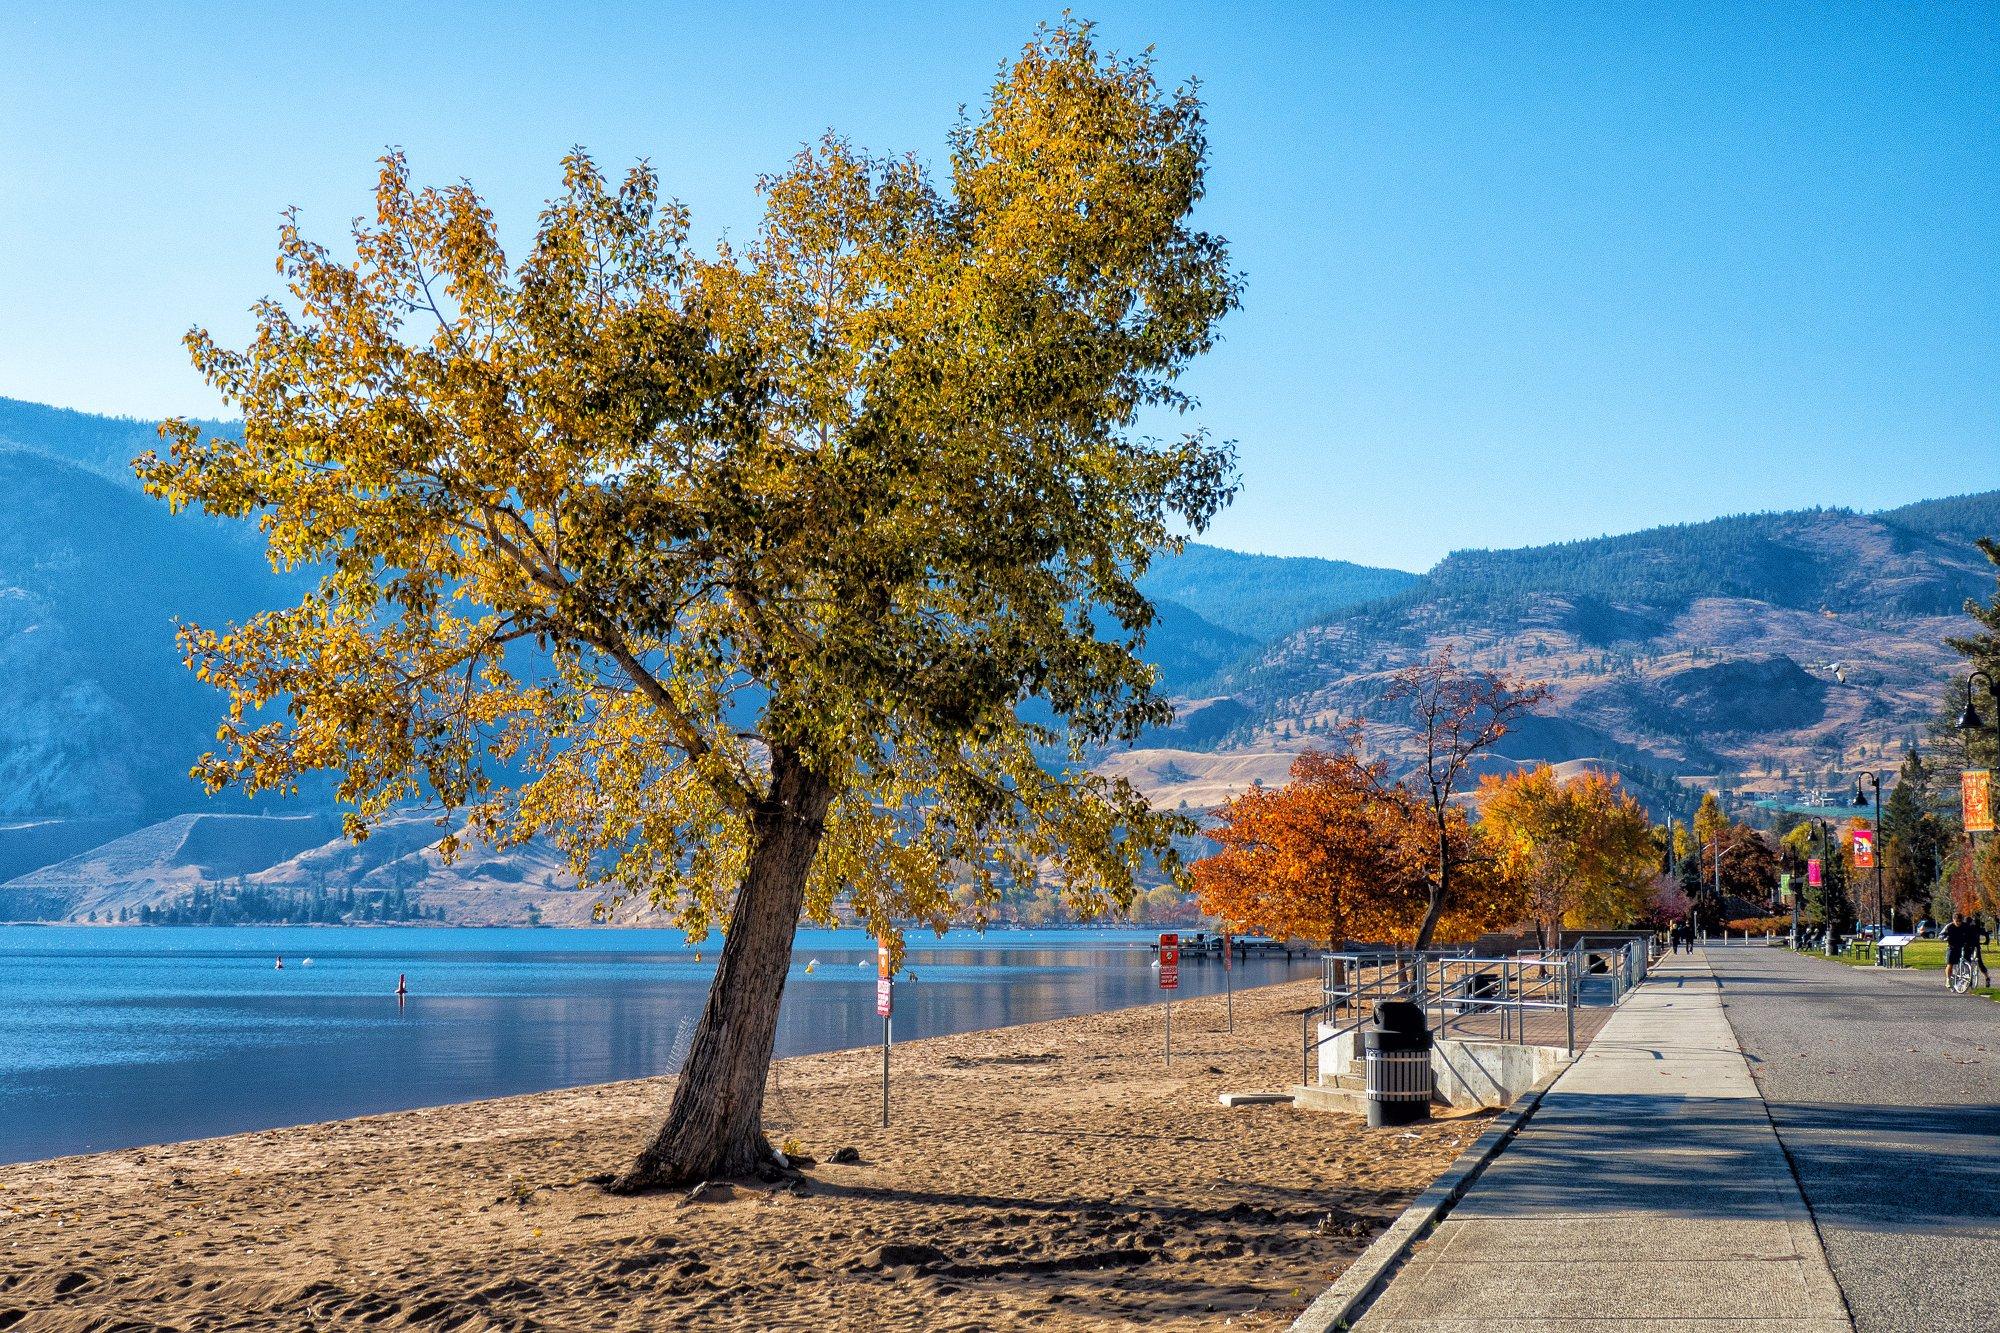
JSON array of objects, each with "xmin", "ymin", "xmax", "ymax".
[{"xmin": 1, "ymin": 977, "xmax": 1486, "ymax": 1331}]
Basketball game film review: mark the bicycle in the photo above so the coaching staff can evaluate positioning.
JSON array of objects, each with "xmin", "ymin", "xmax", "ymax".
[{"xmin": 1948, "ymin": 953, "xmax": 1990, "ymax": 994}]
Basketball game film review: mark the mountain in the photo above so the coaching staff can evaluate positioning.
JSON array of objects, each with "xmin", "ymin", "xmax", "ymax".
[
  {"xmin": 0, "ymin": 809, "xmax": 612, "ymax": 925},
  {"xmin": 1137, "ymin": 542, "xmax": 1419, "ymax": 642},
  {"xmin": 0, "ymin": 445, "xmax": 309, "ymax": 818},
  {"xmin": 0, "ymin": 395, "xmax": 234, "ymax": 490},
  {"xmin": 1109, "ymin": 496, "xmax": 2000, "ymax": 815},
  {"xmin": 1142, "ymin": 598, "xmax": 1258, "ymax": 692},
  {"xmin": 0, "ymin": 395, "xmax": 1991, "ymax": 916}
]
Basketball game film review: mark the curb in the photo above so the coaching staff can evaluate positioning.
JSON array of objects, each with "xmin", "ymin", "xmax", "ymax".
[{"xmin": 1285, "ymin": 1065, "xmax": 1566, "ymax": 1333}]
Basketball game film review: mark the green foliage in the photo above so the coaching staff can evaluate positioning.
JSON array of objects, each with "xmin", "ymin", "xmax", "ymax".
[
  {"xmin": 139, "ymin": 880, "xmax": 437, "ymax": 925},
  {"xmin": 134, "ymin": 20, "xmax": 1242, "ymax": 947},
  {"xmin": 1879, "ymin": 491, "xmax": 2000, "ymax": 545}
]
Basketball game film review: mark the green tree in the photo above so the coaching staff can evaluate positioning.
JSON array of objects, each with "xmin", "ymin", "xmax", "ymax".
[
  {"xmin": 1938, "ymin": 537, "xmax": 2000, "ymax": 773},
  {"xmin": 1882, "ymin": 748, "xmax": 1950, "ymax": 925},
  {"xmin": 137, "ymin": 22, "xmax": 1239, "ymax": 1189}
]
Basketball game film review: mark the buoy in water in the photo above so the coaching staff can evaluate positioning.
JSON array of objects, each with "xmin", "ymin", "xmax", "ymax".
[
  {"xmin": 396, "ymin": 973, "xmax": 407, "ymax": 997},
  {"xmin": 274, "ymin": 957, "xmax": 284, "ymax": 970}
]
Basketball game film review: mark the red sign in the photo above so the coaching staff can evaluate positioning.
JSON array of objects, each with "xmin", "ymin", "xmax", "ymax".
[
  {"xmin": 876, "ymin": 944, "xmax": 893, "ymax": 1017},
  {"xmin": 1807, "ymin": 858, "xmax": 1822, "ymax": 887},
  {"xmin": 1158, "ymin": 932, "xmax": 1179, "ymax": 990},
  {"xmin": 1851, "ymin": 828, "xmax": 1875, "ymax": 869}
]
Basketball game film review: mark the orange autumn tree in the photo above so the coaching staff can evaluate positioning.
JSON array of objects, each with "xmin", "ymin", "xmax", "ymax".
[{"xmin": 1193, "ymin": 741, "xmax": 1522, "ymax": 947}]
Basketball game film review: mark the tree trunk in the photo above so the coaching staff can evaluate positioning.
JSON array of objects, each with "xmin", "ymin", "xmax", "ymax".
[
  {"xmin": 1412, "ymin": 842, "xmax": 1450, "ymax": 953},
  {"xmin": 611, "ymin": 746, "xmax": 837, "ymax": 1192}
]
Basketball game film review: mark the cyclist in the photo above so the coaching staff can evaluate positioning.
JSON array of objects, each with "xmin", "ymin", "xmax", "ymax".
[{"xmin": 1943, "ymin": 913, "xmax": 1991, "ymax": 991}]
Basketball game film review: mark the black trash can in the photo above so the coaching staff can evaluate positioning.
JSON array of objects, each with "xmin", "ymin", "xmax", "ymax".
[{"xmin": 1363, "ymin": 999, "xmax": 1433, "ymax": 1128}]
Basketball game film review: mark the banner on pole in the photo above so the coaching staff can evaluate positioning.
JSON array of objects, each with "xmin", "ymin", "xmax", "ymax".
[
  {"xmin": 876, "ymin": 943, "xmax": 893, "ymax": 1017},
  {"xmin": 1807, "ymin": 858, "xmax": 1822, "ymax": 888},
  {"xmin": 1157, "ymin": 932, "xmax": 1179, "ymax": 990},
  {"xmin": 1778, "ymin": 872, "xmax": 1792, "ymax": 903},
  {"xmin": 1965, "ymin": 769, "xmax": 1994, "ymax": 835},
  {"xmin": 1851, "ymin": 828, "xmax": 1875, "ymax": 869}
]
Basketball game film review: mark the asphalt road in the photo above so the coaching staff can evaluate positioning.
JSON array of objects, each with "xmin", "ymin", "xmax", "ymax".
[{"xmin": 1708, "ymin": 943, "xmax": 2000, "ymax": 1333}]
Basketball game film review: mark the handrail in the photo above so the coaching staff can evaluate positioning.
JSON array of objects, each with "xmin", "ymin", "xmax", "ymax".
[{"xmin": 1303, "ymin": 945, "xmax": 1612, "ymax": 1082}]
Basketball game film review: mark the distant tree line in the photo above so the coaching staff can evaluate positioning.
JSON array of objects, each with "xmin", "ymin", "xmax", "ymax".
[{"xmin": 119, "ymin": 880, "xmax": 441, "ymax": 925}]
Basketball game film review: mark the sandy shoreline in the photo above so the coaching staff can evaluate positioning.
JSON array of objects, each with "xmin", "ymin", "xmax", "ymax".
[{"xmin": 1, "ymin": 977, "xmax": 1488, "ymax": 1330}]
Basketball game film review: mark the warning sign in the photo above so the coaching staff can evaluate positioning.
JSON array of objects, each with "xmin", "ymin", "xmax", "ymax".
[
  {"xmin": 1157, "ymin": 932, "xmax": 1179, "ymax": 991},
  {"xmin": 876, "ymin": 944, "xmax": 893, "ymax": 1017}
]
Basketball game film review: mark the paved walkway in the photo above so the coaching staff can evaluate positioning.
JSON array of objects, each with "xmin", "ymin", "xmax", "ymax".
[{"xmin": 1356, "ymin": 951, "xmax": 1850, "ymax": 1332}]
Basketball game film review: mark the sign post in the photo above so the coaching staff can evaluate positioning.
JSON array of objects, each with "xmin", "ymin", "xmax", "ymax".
[
  {"xmin": 876, "ymin": 944, "xmax": 893, "ymax": 1128},
  {"xmin": 1221, "ymin": 927, "xmax": 1233, "ymax": 1034},
  {"xmin": 1158, "ymin": 932, "xmax": 1179, "ymax": 1064}
]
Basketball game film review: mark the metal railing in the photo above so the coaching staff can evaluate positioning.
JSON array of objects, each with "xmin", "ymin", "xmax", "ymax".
[
  {"xmin": 1299, "ymin": 950, "xmax": 1470, "ymax": 1086},
  {"xmin": 1423, "ymin": 951, "xmax": 1578, "ymax": 1053},
  {"xmin": 1301, "ymin": 941, "xmax": 1647, "ymax": 1084}
]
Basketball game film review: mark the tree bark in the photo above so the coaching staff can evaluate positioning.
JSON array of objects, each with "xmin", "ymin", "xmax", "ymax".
[
  {"xmin": 1412, "ymin": 823, "xmax": 1451, "ymax": 952},
  {"xmin": 611, "ymin": 745, "xmax": 837, "ymax": 1192}
]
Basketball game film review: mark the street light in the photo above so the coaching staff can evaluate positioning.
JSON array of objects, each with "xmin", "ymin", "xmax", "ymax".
[
  {"xmin": 1957, "ymin": 669, "xmax": 1999, "ymax": 734},
  {"xmin": 1851, "ymin": 773, "xmax": 1886, "ymax": 932}
]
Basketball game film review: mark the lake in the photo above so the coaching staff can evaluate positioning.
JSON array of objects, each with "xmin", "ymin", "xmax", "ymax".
[{"xmin": 0, "ymin": 925, "xmax": 1314, "ymax": 1164}]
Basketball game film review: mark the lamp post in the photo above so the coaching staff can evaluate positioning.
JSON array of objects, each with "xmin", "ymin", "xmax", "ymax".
[
  {"xmin": 1852, "ymin": 773, "xmax": 1885, "ymax": 931},
  {"xmin": 1954, "ymin": 668, "xmax": 1999, "ymax": 737},
  {"xmin": 1959, "ymin": 670, "xmax": 1998, "ymax": 936},
  {"xmin": 1811, "ymin": 817, "xmax": 1837, "ymax": 942}
]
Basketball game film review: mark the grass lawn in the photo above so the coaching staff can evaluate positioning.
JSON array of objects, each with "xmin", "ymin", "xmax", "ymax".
[
  {"xmin": 1803, "ymin": 939, "xmax": 2000, "ymax": 999},
  {"xmin": 1896, "ymin": 940, "xmax": 2000, "ymax": 970},
  {"xmin": 1892, "ymin": 940, "xmax": 2000, "ymax": 998}
]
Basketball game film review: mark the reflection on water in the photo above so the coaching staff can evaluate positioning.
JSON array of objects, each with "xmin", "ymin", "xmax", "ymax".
[{"xmin": 0, "ymin": 925, "xmax": 1313, "ymax": 1163}]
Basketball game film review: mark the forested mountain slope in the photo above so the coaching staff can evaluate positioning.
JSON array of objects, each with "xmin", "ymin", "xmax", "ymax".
[{"xmin": 1116, "ymin": 498, "xmax": 2000, "ymax": 813}]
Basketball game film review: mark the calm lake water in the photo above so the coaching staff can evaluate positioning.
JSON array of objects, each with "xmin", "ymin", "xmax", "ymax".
[{"xmin": 0, "ymin": 925, "xmax": 1313, "ymax": 1164}]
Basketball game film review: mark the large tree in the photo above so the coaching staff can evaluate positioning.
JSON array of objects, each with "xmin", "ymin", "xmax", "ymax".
[
  {"xmin": 1477, "ymin": 764, "xmax": 1655, "ymax": 944},
  {"xmin": 1383, "ymin": 648, "xmax": 1548, "ymax": 950},
  {"xmin": 1191, "ymin": 741, "xmax": 1519, "ymax": 948},
  {"xmin": 1882, "ymin": 748, "xmax": 1951, "ymax": 925},
  {"xmin": 1192, "ymin": 745, "xmax": 1427, "ymax": 948},
  {"xmin": 136, "ymin": 23, "xmax": 1240, "ymax": 1189}
]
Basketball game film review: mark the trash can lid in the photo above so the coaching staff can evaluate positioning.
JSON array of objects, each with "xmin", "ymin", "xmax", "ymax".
[{"xmin": 1374, "ymin": 999, "xmax": 1427, "ymax": 1034}]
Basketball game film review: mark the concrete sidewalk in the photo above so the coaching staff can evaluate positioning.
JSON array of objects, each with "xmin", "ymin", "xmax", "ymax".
[{"xmin": 1354, "ymin": 951, "xmax": 1850, "ymax": 1332}]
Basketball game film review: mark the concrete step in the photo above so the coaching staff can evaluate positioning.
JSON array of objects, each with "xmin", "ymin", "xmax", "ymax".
[{"xmin": 1290, "ymin": 1082, "xmax": 1368, "ymax": 1115}]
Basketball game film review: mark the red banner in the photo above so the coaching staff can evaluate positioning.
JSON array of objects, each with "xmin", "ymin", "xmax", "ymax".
[
  {"xmin": 1807, "ymin": 857, "xmax": 1822, "ymax": 888},
  {"xmin": 1158, "ymin": 932, "xmax": 1179, "ymax": 991},
  {"xmin": 1851, "ymin": 828, "xmax": 1875, "ymax": 869}
]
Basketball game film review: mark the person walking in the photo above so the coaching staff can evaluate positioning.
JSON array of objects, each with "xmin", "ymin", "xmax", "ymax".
[{"xmin": 1942, "ymin": 913, "xmax": 1991, "ymax": 989}]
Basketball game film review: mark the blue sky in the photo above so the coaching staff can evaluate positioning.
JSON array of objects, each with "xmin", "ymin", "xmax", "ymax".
[{"xmin": 2, "ymin": 2, "xmax": 1994, "ymax": 570}]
